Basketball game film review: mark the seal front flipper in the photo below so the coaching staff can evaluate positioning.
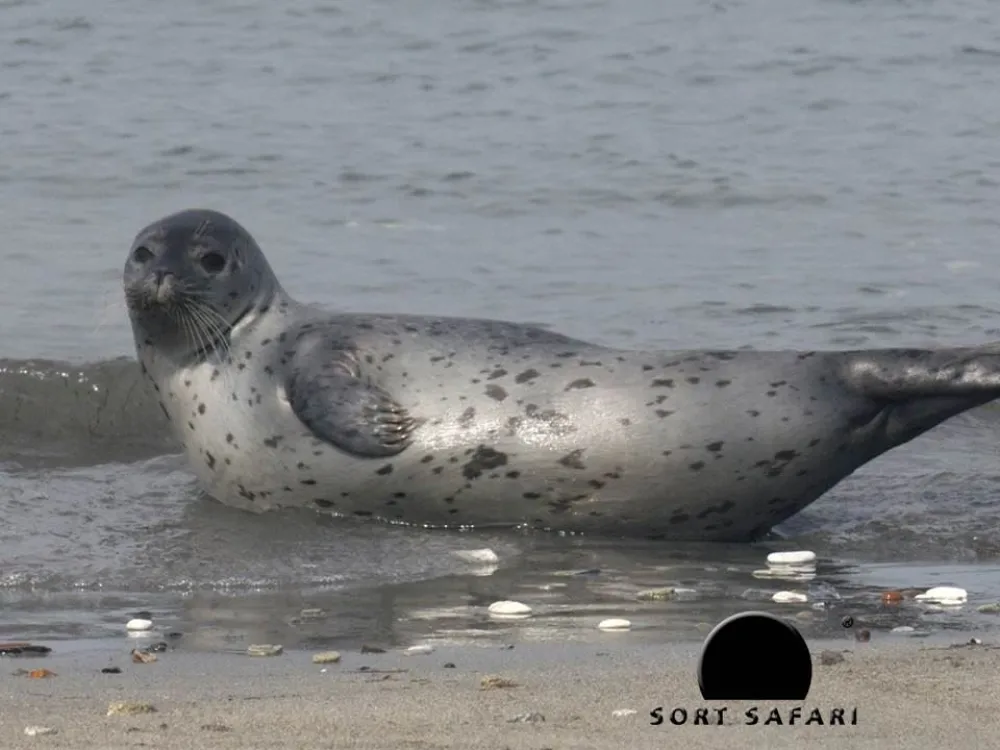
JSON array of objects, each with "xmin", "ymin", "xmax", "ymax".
[{"xmin": 286, "ymin": 351, "xmax": 417, "ymax": 458}]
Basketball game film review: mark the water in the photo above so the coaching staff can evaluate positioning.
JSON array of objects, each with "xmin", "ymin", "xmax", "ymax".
[{"xmin": 3, "ymin": 0, "xmax": 1000, "ymax": 651}]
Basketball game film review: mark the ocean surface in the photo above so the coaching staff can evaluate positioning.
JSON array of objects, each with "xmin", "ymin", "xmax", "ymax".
[{"xmin": 3, "ymin": 0, "xmax": 1000, "ymax": 653}]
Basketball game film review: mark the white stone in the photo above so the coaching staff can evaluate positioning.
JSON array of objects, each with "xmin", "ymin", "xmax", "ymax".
[
  {"xmin": 598, "ymin": 618, "xmax": 632, "ymax": 631},
  {"xmin": 612, "ymin": 709, "xmax": 638, "ymax": 717},
  {"xmin": 487, "ymin": 600, "xmax": 532, "ymax": 617},
  {"xmin": 914, "ymin": 586, "xmax": 968, "ymax": 604},
  {"xmin": 404, "ymin": 644, "xmax": 434, "ymax": 655},
  {"xmin": 766, "ymin": 550, "xmax": 817, "ymax": 566},
  {"xmin": 125, "ymin": 618, "xmax": 153, "ymax": 632},
  {"xmin": 24, "ymin": 726, "xmax": 57, "ymax": 737},
  {"xmin": 453, "ymin": 548, "xmax": 500, "ymax": 564},
  {"xmin": 772, "ymin": 591, "xmax": 808, "ymax": 603}
]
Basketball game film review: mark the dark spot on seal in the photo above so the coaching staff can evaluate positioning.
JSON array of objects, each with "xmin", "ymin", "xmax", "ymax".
[
  {"xmin": 655, "ymin": 409, "xmax": 674, "ymax": 418},
  {"xmin": 485, "ymin": 384, "xmax": 508, "ymax": 401},
  {"xmin": 766, "ymin": 390, "xmax": 777, "ymax": 397},
  {"xmin": 651, "ymin": 378, "xmax": 674, "ymax": 388},
  {"xmin": 770, "ymin": 381, "xmax": 787, "ymax": 387},
  {"xmin": 523, "ymin": 492, "xmax": 541, "ymax": 499},
  {"xmin": 689, "ymin": 461, "xmax": 706, "ymax": 471},
  {"xmin": 462, "ymin": 445, "xmax": 508, "ymax": 480},
  {"xmin": 746, "ymin": 409, "xmax": 760, "ymax": 417},
  {"xmin": 642, "ymin": 364, "xmax": 654, "ymax": 371},
  {"xmin": 296, "ymin": 461, "xmax": 309, "ymax": 470},
  {"xmin": 376, "ymin": 464, "xmax": 394, "ymax": 476},
  {"xmin": 670, "ymin": 513, "xmax": 691, "ymax": 525},
  {"xmin": 432, "ymin": 467, "xmax": 443, "ymax": 475},
  {"xmin": 187, "ymin": 421, "xmax": 195, "ymax": 431},
  {"xmin": 300, "ymin": 479, "xmax": 317, "ymax": 486},
  {"xmin": 706, "ymin": 441, "xmax": 724, "ymax": 453},
  {"xmin": 487, "ymin": 368, "xmax": 507, "ymax": 380},
  {"xmin": 458, "ymin": 406, "xmax": 477, "ymax": 427},
  {"xmin": 808, "ymin": 438, "xmax": 821, "ymax": 447},
  {"xmin": 225, "ymin": 433, "xmax": 234, "ymax": 443},
  {"xmin": 159, "ymin": 403, "xmax": 170, "ymax": 421},
  {"xmin": 205, "ymin": 452, "xmax": 216, "ymax": 469},
  {"xmin": 515, "ymin": 369, "xmax": 540, "ymax": 384},
  {"xmin": 619, "ymin": 418, "xmax": 631, "ymax": 426},
  {"xmin": 686, "ymin": 377, "xmax": 700, "ymax": 384},
  {"xmin": 564, "ymin": 378, "xmax": 595, "ymax": 391},
  {"xmin": 314, "ymin": 499, "xmax": 335, "ymax": 509},
  {"xmin": 421, "ymin": 455, "xmax": 434, "ymax": 463},
  {"xmin": 557, "ymin": 449, "xmax": 586, "ymax": 470},
  {"xmin": 716, "ymin": 380, "xmax": 731, "ymax": 388},
  {"xmin": 263, "ymin": 436, "xmax": 283, "ymax": 448},
  {"xmin": 774, "ymin": 450, "xmax": 798, "ymax": 461},
  {"xmin": 588, "ymin": 479, "xmax": 605, "ymax": 489},
  {"xmin": 354, "ymin": 510, "xmax": 373, "ymax": 517},
  {"xmin": 237, "ymin": 484, "xmax": 256, "ymax": 501},
  {"xmin": 505, "ymin": 470, "xmax": 521, "ymax": 479}
]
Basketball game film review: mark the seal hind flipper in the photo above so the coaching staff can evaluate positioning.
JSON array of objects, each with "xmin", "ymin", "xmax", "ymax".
[{"xmin": 287, "ymin": 357, "xmax": 418, "ymax": 458}]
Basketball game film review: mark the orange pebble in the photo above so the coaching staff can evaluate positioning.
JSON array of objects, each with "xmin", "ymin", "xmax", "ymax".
[
  {"xmin": 27, "ymin": 669, "xmax": 56, "ymax": 678},
  {"xmin": 881, "ymin": 590, "xmax": 904, "ymax": 604}
]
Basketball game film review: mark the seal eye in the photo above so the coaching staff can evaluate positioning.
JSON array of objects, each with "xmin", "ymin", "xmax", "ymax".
[
  {"xmin": 132, "ymin": 246, "xmax": 153, "ymax": 264},
  {"xmin": 200, "ymin": 252, "xmax": 226, "ymax": 274}
]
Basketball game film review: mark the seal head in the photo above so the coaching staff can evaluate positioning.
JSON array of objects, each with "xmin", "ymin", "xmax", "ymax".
[{"xmin": 123, "ymin": 209, "xmax": 280, "ymax": 364}]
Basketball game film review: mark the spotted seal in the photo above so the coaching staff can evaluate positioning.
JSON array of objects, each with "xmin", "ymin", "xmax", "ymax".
[{"xmin": 122, "ymin": 209, "xmax": 1000, "ymax": 542}]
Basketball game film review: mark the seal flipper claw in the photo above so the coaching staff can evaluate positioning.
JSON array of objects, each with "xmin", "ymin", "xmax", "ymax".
[{"xmin": 288, "ymin": 364, "xmax": 417, "ymax": 458}]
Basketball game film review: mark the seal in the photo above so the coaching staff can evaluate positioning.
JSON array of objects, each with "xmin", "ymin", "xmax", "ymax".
[{"xmin": 122, "ymin": 209, "xmax": 1000, "ymax": 542}]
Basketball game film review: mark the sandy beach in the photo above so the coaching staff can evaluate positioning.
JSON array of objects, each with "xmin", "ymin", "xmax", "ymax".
[{"xmin": 2, "ymin": 636, "xmax": 997, "ymax": 749}]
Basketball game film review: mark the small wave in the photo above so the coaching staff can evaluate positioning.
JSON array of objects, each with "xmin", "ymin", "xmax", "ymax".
[{"xmin": 0, "ymin": 358, "xmax": 175, "ymax": 470}]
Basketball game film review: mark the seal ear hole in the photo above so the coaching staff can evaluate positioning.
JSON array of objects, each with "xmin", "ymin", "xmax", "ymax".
[
  {"xmin": 132, "ymin": 246, "xmax": 153, "ymax": 264},
  {"xmin": 200, "ymin": 252, "xmax": 227, "ymax": 274}
]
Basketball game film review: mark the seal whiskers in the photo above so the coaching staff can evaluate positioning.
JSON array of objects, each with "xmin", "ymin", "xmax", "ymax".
[{"xmin": 123, "ymin": 208, "xmax": 1000, "ymax": 542}]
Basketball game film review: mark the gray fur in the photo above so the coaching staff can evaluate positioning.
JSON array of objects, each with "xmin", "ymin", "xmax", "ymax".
[{"xmin": 123, "ymin": 209, "xmax": 1000, "ymax": 542}]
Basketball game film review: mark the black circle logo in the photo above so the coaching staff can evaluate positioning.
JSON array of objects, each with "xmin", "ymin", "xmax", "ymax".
[{"xmin": 697, "ymin": 611, "xmax": 812, "ymax": 700}]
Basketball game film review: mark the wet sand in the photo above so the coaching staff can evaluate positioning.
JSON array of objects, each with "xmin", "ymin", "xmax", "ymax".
[{"xmin": 2, "ymin": 637, "xmax": 997, "ymax": 749}]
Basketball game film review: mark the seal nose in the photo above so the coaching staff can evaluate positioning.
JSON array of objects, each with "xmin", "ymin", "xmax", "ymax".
[{"xmin": 153, "ymin": 269, "xmax": 174, "ymax": 287}]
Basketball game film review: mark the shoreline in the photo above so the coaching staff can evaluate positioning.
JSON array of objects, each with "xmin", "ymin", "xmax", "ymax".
[{"xmin": 3, "ymin": 636, "xmax": 998, "ymax": 748}]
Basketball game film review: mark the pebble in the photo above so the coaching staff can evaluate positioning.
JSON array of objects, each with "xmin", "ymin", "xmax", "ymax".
[
  {"xmin": 612, "ymin": 709, "xmax": 638, "ymax": 718},
  {"xmin": 855, "ymin": 629, "xmax": 871, "ymax": 643},
  {"xmin": 24, "ymin": 726, "xmax": 57, "ymax": 737},
  {"xmin": 819, "ymin": 650, "xmax": 845, "ymax": 666},
  {"xmin": 443, "ymin": 662, "xmax": 456, "ymax": 669},
  {"xmin": 767, "ymin": 550, "xmax": 817, "ymax": 566},
  {"xmin": 881, "ymin": 590, "xmax": 904, "ymax": 605},
  {"xmin": 107, "ymin": 702, "xmax": 157, "ymax": 716},
  {"xmin": 125, "ymin": 619, "xmax": 153, "ymax": 632},
  {"xmin": 978, "ymin": 603, "xmax": 1000, "ymax": 614},
  {"xmin": 247, "ymin": 644, "xmax": 283, "ymax": 657},
  {"xmin": 360, "ymin": 644, "xmax": 386, "ymax": 654},
  {"xmin": 453, "ymin": 548, "xmax": 500, "ymax": 564},
  {"xmin": 508, "ymin": 712, "xmax": 545, "ymax": 723},
  {"xmin": 404, "ymin": 644, "xmax": 434, "ymax": 655},
  {"xmin": 892, "ymin": 626, "xmax": 916, "ymax": 633},
  {"xmin": 312, "ymin": 651, "xmax": 341, "ymax": 664},
  {"xmin": 298, "ymin": 608, "xmax": 326, "ymax": 620},
  {"xmin": 27, "ymin": 668, "xmax": 56, "ymax": 678},
  {"xmin": 915, "ymin": 586, "xmax": 968, "ymax": 605},
  {"xmin": 130, "ymin": 649, "xmax": 157, "ymax": 664},
  {"xmin": 772, "ymin": 591, "xmax": 808, "ymax": 603},
  {"xmin": 101, "ymin": 667, "xmax": 122, "ymax": 674},
  {"xmin": 481, "ymin": 675, "xmax": 518, "ymax": 690},
  {"xmin": 487, "ymin": 600, "xmax": 532, "ymax": 618},
  {"xmin": 636, "ymin": 587, "xmax": 676, "ymax": 601},
  {"xmin": 0, "ymin": 642, "xmax": 52, "ymax": 656},
  {"xmin": 598, "ymin": 618, "xmax": 632, "ymax": 631}
]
